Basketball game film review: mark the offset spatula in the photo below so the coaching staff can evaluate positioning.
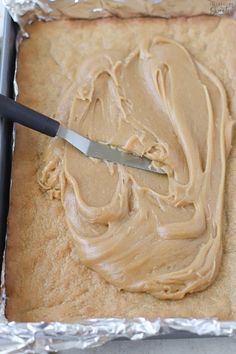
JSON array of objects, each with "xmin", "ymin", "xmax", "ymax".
[{"xmin": 0, "ymin": 94, "xmax": 165, "ymax": 174}]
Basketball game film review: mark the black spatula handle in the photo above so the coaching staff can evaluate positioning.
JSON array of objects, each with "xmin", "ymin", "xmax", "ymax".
[{"xmin": 0, "ymin": 94, "xmax": 60, "ymax": 137}]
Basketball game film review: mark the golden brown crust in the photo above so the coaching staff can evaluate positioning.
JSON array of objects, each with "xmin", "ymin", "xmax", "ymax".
[{"xmin": 5, "ymin": 16, "xmax": 236, "ymax": 321}]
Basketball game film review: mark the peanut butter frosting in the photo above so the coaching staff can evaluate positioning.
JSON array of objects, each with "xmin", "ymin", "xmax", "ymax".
[{"xmin": 39, "ymin": 29, "xmax": 233, "ymax": 300}]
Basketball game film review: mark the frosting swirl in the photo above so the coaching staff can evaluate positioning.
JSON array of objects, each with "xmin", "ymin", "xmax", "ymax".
[{"xmin": 40, "ymin": 36, "xmax": 233, "ymax": 299}]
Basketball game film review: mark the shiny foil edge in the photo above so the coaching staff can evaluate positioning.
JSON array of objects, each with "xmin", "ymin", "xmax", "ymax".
[
  {"xmin": 1, "ymin": 1, "xmax": 236, "ymax": 353},
  {"xmin": 0, "ymin": 318, "xmax": 236, "ymax": 352},
  {"xmin": 3, "ymin": 0, "xmax": 236, "ymax": 29}
]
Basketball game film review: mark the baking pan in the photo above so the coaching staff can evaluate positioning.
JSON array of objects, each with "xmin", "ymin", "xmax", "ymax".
[
  {"xmin": 0, "ymin": 12, "xmax": 196, "ymax": 340},
  {"xmin": 1, "ymin": 7, "xmax": 236, "ymax": 351},
  {"xmin": 0, "ymin": 10, "xmax": 16, "ymax": 276}
]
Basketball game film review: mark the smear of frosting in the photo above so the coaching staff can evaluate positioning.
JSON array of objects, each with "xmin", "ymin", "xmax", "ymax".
[{"xmin": 40, "ymin": 36, "xmax": 233, "ymax": 299}]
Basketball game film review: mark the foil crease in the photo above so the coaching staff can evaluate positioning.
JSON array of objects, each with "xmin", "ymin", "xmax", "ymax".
[
  {"xmin": 3, "ymin": 0, "xmax": 236, "ymax": 28},
  {"xmin": 2, "ymin": 1, "xmax": 236, "ymax": 353},
  {"xmin": 0, "ymin": 318, "xmax": 236, "ymax": 352}
]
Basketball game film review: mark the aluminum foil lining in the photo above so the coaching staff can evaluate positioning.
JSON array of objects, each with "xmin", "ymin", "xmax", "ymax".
[
  {"xmin": 2, "ymin": 0, "xmax": 236, "ymax": 352},
  {"xmin": 1, "ymin": 318, "xmax": 236, "ymax": 352},
  {"xmin": 3, "ymin": 0, "xmax": 236, "ymax": 28}
]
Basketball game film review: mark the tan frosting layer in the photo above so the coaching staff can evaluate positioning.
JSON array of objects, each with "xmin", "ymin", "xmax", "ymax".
[{"xmin": 40, "ymin": 35, "xmax": 233, "ymax": 300}]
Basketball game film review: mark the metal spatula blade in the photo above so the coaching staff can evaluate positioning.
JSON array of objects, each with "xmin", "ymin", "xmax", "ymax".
[
  {"xmin": 57, "ymin": 126, "xmax": 165, "ymax": 174},
  {"xmin": 0, "ymin": 94, "xmax": 166, "ymax": 175}
]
